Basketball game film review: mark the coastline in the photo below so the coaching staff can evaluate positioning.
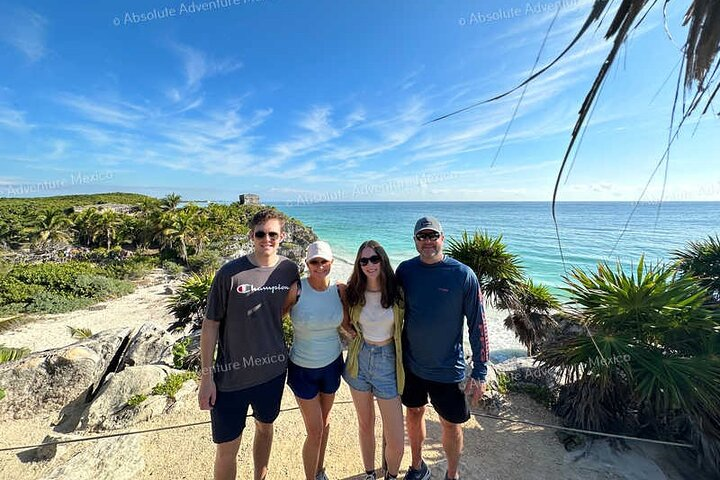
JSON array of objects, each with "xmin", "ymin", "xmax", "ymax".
[{"xmin": 0, "ymin": 266, "xmax": 699, "ymax": 479}]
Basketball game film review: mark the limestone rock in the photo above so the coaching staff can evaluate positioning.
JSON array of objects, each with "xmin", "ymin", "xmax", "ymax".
[
  {"xmin": 39, "ymin": 435, "xmax": 144, "ymax": 480},
  {"xmin": 79, "ymin": 364, "xmax": 195, "ymax": 431},
  {"xmin": 494, "ymin": 356, "xmax": 560, "ymax": 390},
  {"xmin": 120, "ymin": 323, "xmax": 175, "ymax": 368},
  {"xmin": 0, "ymin": 328, "xmax": 131, "ymax": 420}
]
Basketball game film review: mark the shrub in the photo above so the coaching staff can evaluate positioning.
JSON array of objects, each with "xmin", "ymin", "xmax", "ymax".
[
  {"xmin": 106, "ymin": 255, "xmax": 159, "ymax": 279},
  {"xmin": 0, "ymin": 388, "xmax": 5, "ymax": 401},
  {"xmin": 187, "ymin": 250, "xmax": 221, "ymax": 274},
  {"xmin": 127, "ymin": 394, "xmax": 147, "ymax": 407},
  {"xmin": 0, "ymin": 277, "xmax": 44, "ymax": 304},
  {"xmin": 282, "ymin": 314, "xmax": 293, "ymax": 348},
  {"xmin": 71, "ymin": 274, "xmax": 134, "ymax": 299},
  {"xmin": 7, "ymin": 262, "xmax": 100, "ymax": 293},
  {"xmin": 172, "ymin": 337, "xmax": 192, "ymax": 368},
  {"xmin": 25, "ymin": 292, "xmax": 94, "ymax": 314},
  {"xmin": 151, "ymin": 372, "xmax": 197, "ymax": 399},
  {"xmin": 162, "ymin": 260, "xmax": 185, "ymax": 276}
]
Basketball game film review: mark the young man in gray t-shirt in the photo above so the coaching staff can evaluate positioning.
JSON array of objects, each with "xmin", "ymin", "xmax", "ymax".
[{"xmin": 199, "ymin": 209, "xmax": 299, "ymax": 480}]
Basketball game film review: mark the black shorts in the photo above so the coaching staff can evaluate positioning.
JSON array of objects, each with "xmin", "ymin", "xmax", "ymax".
[
  {"xmin": 401, "ymin": 366, "xmax": 470, "ymax": 424},
  {"xmin": 210, "ymin": 371, "xmax": 286, "ymax": 444}
]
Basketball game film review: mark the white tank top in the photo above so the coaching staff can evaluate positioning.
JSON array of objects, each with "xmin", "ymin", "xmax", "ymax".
[{"xmin": 358, "ymin": 291, "xmax": 394, "ymax": 342}]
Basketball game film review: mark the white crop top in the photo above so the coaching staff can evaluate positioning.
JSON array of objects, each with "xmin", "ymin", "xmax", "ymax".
[{"xmin": 358, "ymin": 291, "xmax": 394, "ymax": 342}]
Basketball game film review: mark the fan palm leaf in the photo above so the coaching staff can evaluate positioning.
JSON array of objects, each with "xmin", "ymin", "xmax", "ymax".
[{"xmin": 445, "ymin": 230, "xmax": 524, "ymax": 309}]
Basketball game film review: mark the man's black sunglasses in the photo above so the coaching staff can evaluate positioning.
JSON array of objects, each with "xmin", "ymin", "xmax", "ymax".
[
  {"xmin": 415, "ymin": 232, "xmax": 441, "ymax": 241},
  {"xmin": 359, "ymin": 255, "xmax": 381, "ymax": 266},
  {"xmin": 254, "ymin": 230, "xmax": 280, "ymax": 240}
]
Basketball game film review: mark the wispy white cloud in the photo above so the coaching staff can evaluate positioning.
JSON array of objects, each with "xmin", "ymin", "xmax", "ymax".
[
  {"xmin": 0, "ymin": 7, "xmax": 47, "ymax": 62},
  {"xmin": 56, "ymin": 94, "xmax": 148, "ymax": 128},
  {"xmin": 0, "ymin": 103, "xmax": 34, "ymax": 131},
  {"xmin": 165, "ymin": 43, "xmax": 243, "ymax": 104}
]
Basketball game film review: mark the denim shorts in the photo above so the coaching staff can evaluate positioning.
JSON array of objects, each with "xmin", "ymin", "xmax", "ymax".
[{"xmin": 343, "ymin": 341, "xmax": 398, "ymax": 399}]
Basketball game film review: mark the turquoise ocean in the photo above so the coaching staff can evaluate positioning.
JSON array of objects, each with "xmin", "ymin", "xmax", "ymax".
[{"xmin": 279, "ymin": 201, "xmax": 719, "ymax": 293}]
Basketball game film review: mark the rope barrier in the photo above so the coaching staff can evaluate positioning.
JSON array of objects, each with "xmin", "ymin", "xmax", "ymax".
[{"xmin": 0, "ymin": 399, "xmax": 694, "ymax": 453}]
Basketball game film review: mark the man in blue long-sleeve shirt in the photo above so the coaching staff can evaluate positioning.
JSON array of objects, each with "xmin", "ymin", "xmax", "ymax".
[{"xmin": 396, "ymin": 216, "xmax": 489, "ymax": 480}]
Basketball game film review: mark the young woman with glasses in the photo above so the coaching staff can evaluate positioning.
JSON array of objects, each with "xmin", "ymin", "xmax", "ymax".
[
  {"xmin": 285, "ymin": 240, "xmax": 346, "ymax": 480},
  {"xmin": 341, "ymin": 240, "xmax": 405, "ymax": 480}
]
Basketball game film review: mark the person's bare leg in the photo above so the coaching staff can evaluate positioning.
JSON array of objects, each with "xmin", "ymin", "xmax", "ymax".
[
  {"xmin": 350, "ymin": 388, "xmax": 376, "ymax": 472},
  {"xmin": 214, "ymin": 436, "xmax": 242, "ymax": 480},
  {"xmin": 376, "ymin": 397, "xmax": 404, "ymax": 477},
  {"xmin": 253, "ymin": 420, "xmax": 274, "ymax": 480},
  {"xmin": 440, "ymin": 417, "xmax": 463, "ymax": 479},
  {"xmin": 316, "ymin": 392, "xmax": 335, "ymax": 476},
  {"xmin": 297, "ymin": 395, "xmax": 325, "ymax": 480},
  {"xmin": 405, "ymin": 406, "xmax": 426, "ymax": 469}
]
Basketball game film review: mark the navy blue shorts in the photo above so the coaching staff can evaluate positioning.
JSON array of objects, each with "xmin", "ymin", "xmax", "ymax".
[
  {"xmin": 210, "ymin": 371, "xmax": 286, "ymax": 444},
  {"xmin": 287, "ymin": 354, "xmax": 343, "ymax": 400}
]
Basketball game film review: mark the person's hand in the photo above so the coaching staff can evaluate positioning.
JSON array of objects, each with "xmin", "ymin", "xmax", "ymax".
[
  {"xmin": 339, "ymin": 322, "xmax": 357, "ymax": 340},
  {"xmin": 464, "ymin": 378, "xmax": 486, "ymax": 408},
  {"xmin": 198, "ymin": 375, "xmax": 216, "ymax": 410}
]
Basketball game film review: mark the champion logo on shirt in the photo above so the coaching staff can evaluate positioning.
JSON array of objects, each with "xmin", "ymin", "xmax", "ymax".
[{"xmin": 236, "ymin": 283, "xmax": 291, "ymax": 295}]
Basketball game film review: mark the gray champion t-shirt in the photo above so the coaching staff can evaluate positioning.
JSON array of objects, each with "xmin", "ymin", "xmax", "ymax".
[{"xmin": 205, "ymin": 255, "xmax": 299, "ymax": 392}]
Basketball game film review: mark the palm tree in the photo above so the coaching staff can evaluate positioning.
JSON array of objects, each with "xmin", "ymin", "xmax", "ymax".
[
  {"xmin": 33, "ymin": 210, "xmax": 73, "ymax": 247},
  {"xmin": 159, "ymin": 209, "xmax": 197, "ymax": 264},
  {"xmin": 504, "ymin": 280, "xmax": 560, "ymax": 355},
  {"xmin": 673, "ymin": 234, "xmax": 720, "ymax": 302},
  {"xmin": 161, "ymin": 193, "xmax": 182, "ymax": 212},
  {"xmin": 73, "ymin": 208, "xmax": 102, "ymax": 247},
  {"xmin": 445, "ymin": 230, "xmax": 524, "ymax": 310},
  {"xmin": 537, "ymin": 257, "xmax": 720, "ymax": 471},
  {"xmin": 95, "ymin": 210, "xmax": 125, "ymax": 250}
]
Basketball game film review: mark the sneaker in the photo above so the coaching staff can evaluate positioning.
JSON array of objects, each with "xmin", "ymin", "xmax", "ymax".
[
  {"xmin": 363, "ymin": 472, "xmax": 377, "ymax": 480},
  {"xmin": 403, "ymin": 460, "xmax": 430, "ymax": 480},
  {"xmin": 315, "ymin": 469, "xmax": 329, "ymax": 480}
]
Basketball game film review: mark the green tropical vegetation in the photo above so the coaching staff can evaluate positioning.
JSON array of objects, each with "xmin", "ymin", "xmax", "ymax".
[
  {"xmin": 504, "ymin": 280, "xmax": 561, "ymax": 356},
  {"xmin": 127, "ymin": 393, "xmax": 147, "ymax": 408},
  {"xmin": 446, "ymin": 230, "xmax": 560, "ymax": 354},
  {"xmin": 68, "ymin": 326, "xmax": 93, "ymax": 340},
  {"xmin": 0, "ymin": 344, "xmax": 30, "ymax": 364},
  {"xmin": 167, "ymin": 272, "xmax": 213, "ymax": 332},
  {"xmin": 536, "ymin": 252, "xmax": 720, "ymax": 471},
  {"xmin": 451, "ymin": 231, "xmax": 719, "ymax": 472},
  {"xmin": 445, "ymin": 230, "xmax": 525, "ymax": 310},
  {"xmin": 0, "ymin": 192, "xmax": 291, "ymax": 318},
  {"xmin": 151, "ymin": 372, "xmax": 198, "ymax": 400}
]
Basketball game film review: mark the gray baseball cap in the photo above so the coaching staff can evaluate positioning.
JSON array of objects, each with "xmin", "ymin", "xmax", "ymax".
[{"xmin": 414, "ymin": 216, "xmax": 443, "ymax": 235}]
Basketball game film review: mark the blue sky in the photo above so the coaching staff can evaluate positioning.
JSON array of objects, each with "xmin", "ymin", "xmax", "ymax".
[{"xmin": 0, "ymin": 0, "xmax": 717, "ymax": 203}]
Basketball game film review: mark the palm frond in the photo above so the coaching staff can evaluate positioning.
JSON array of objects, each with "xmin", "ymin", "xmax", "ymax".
[
  {"xmin": 67, "ymin": 325, "xmax": 93, "ymax": 339},
  {"xmin": 0, "ymin": 344, "xmax": 30, "ymax": 364}
]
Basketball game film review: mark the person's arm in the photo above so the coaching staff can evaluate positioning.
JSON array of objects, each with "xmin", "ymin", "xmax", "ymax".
[
  {"xmin": 463, "ymin": 270, "xmax": 490, "ymax": 405},
  {"xmin": 337, "ymin": 283, "xmax": 356, "ymax": 338},
  {"xmin": 198, "ymin": 269, "xmax": 228, "ymax": 410},
  {"xmin": 198, "ymin": 318, "xmax": 219, "ymax": 410},
  {"xmin": 282, "ymin": 280, "xmax": 300, "ymax": 317}
]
